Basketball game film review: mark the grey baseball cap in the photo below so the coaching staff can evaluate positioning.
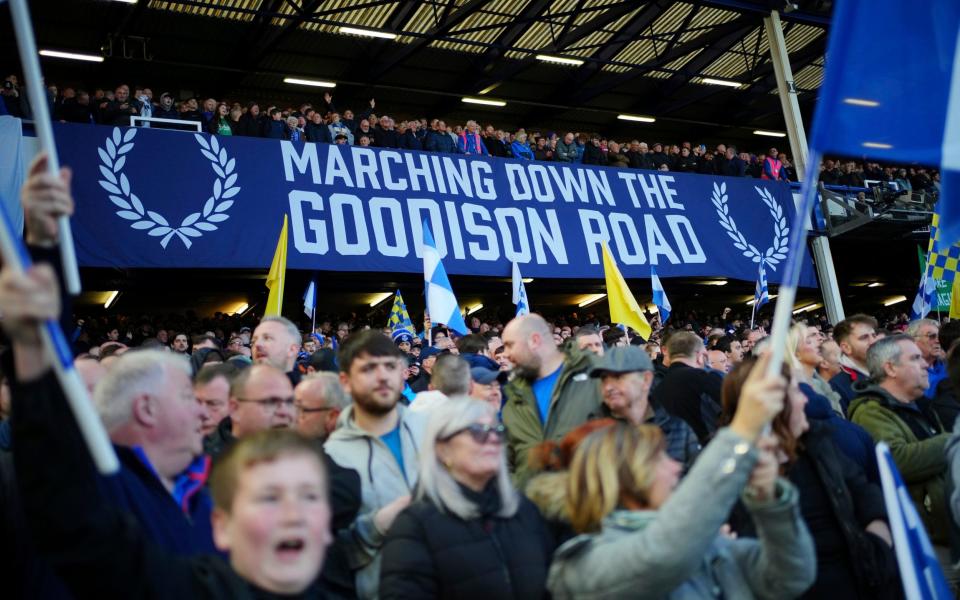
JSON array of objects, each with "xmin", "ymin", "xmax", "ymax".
[{"xmin": 587, "ymin": 346, "xmax": 653, "ymax": 378}]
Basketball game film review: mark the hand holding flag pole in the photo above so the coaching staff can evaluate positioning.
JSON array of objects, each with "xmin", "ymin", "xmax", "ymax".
[
  {"xmin": 0, "ymin": 195, "xmax": 118, "ymax": 474},
  {"xmin": 8, "ymin": 0, "xmax": 82, "ymax": 295}
]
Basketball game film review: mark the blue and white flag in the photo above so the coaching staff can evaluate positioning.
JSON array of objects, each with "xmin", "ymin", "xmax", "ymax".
[
  {"xmin": 809, "ymin": 0, "xmax": 960, "ymax": 252},
  {"xmin": 876, "ymin": 442, "xmax": 952, "ymax": 599},
  {"xmin": 422, "ymin": 220, "xmax": 468, "ymax": 336},
  {"xmin": 650, "ymin": 266, "xmax": 671, "ymax": 324},
  {"xmin": 512, "ymin": 261, "xmax": 530, "ymax": 317},
  {"xmin": 911, "ymin": 270, "xmax": 937, "ymax": 320},
  {"xmin": 303, "ymin": 279, "xmax": 316, "ymax": 319},
  {"xmin": 755, "ymin": 258, "xmax": 770, "ymax": 311}
]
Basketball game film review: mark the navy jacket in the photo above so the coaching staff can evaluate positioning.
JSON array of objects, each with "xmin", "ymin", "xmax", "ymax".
[{"xmin": 800, "ymin": 381, "xmax": 880, "ymax": 484}]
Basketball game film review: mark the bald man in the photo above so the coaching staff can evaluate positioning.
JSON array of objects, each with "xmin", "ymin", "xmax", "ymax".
[{"xmin": 501, "ymin": 313, "xmax": 602, "ymax": 485}]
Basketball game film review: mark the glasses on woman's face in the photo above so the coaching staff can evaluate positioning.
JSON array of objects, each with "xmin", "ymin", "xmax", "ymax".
[{"xmin": 444, "ymin": 423, "xmax": 506, "ymax": 445}]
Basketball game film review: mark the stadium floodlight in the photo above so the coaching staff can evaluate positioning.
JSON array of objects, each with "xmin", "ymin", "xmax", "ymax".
[
  {"xmin": 883, "ymin": 295, "xmax": 907, "ymax": 307},
  {"xmin": 746, "ymin": 294, "xmax": 777, "ymax": 306},
  {"xmin": 283, "ymin": 77, "xmax": 336, "ymax": 88},
  {"xmin": 843, "ymin": 97, "xmax": 880, "ymax": 107},
  {"xmin": 536, "ymin": 54, "xmax": 584, "ymax": 66},
  {"xmin": 698, "ymin": 77, "xmax": 742, "ymax": 88},
  {"xmin": 339, "ymin": 26, "xmax": 397, "ymax": 40},
  {"xmin": 368, "ymin": 292, "xmax": 392, "ymax": 308},
  {"xmin": 467, "ymin": 304, "xmax": 484, "ymax": 315},
  {"xmin": 862, "ymin": 141, "xmax": 893, "ymax": 149},
  {"xmin": 39, "ymin": 49, "xmax": 104, "ymax": 63},
  {"xmin": 462, "ymin": 97, "xmax": 506, "ymax": 107},
  {"xmin": 104, "ymin": 291, "xmax": 119, "ymax": 309},
  {"xmin": 617, "ymin": 114, "xmax": 656, "ymax": 123},
  {"xmin": 753, "ymin": 130, "xmax": 787, "ymax": 137},
  {"xmin": 577, "ymin": 293, "xmax": 607, "ymax": 308}
]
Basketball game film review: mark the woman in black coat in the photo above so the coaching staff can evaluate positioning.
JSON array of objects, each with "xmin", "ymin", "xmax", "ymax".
[
  {"xmin": 721, "ymin": 357, "xmax": 903, "ymax": 600},
  {"xmin": 380, "ymin": 398, "xmax": 554, "ymax": 599}
]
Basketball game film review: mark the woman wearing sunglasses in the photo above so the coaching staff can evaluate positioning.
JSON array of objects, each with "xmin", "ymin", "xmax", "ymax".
[{"xmin": 380, "ymin": 397, "xmax": 554, "ymax": 599}]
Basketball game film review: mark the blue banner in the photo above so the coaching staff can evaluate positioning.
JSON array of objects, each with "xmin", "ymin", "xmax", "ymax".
[{"xmin": 54, "ymin": 123, "xmax": 816, "ymax": 284}]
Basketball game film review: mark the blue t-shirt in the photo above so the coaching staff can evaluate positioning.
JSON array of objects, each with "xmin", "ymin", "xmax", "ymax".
[
  {"xmin": 927, "ymin": 360, "xmax": 947, "ymax": 399},
  {"xmin": 380, "ymin": 424, "xmax": 406, "ymax": 477},
  {"xmin": 532, "ymin": 365, "xmax": 563, "ymax": 425}
]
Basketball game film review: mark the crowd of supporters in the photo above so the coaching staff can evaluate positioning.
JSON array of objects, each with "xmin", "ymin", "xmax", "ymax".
[{"xmin": 1, "ymin": 74, "xmax": 941, "ymax": 193}]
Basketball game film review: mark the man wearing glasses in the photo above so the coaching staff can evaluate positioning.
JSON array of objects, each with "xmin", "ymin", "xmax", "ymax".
[
  {"xmin": 295, "ymin": 371, "xmax": 350, "ymax": 442},
  {"xmin": 203, "ymin": 363, "xmax": 295, "ymax": 460},
  {"xmin": 908, "ymin": 318, "xmax": 947, "ymax": 399}
]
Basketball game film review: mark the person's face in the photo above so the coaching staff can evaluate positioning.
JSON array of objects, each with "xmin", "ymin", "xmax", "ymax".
[
  {"xmin": 231, "ymin": 369, "xmax": 296, "ymax": 436},
  {"xmin": 213, "ymin": 453, "xmax": 331, "ymax": 595},
  {"xmin": 154, "ymin": 366, "xmax": 206, "ymax": 473},
  {"xmin": 156, "ymin": 329, "xmax": 168, "ymax": 344},
  {"xmin": 769, "ymin": 148, "xmax": 778, "ymax": 158},
  {"xmin": 914, "ymin": 323, "xmax": 942, "ymax": 363},
  {"xmin": 502, "ymin": 323, "xmax": 541, "ymax": 379},
  {"xmin": 107, "ymin": 328, "xmax": 120, "ymax": 341},
  {"xmin": 796, "ymin": 326, "xmax": 822, "ymax": 368},
  {"xmin": 295, "ymin": 383, "xmax": 337, "ymax": 441},
  {"xmin": 250, "ymin": 105, "xmax": 260, "ymax": 117},
  {"xmin": 359, "ymin": 136, "xmax": 370, "ymax": 147},
  {"xmin": 561, "ymin": 327, "xmax": 572, "ymax": 339},
  {"xmin": 186, "ymin": 98, "xmax": 198, "ymax": 111},
  {"xmin": 340, "ymin": 353, "xmax": 404, "ymax": 415},
  {"xmin": 197, "ymin": 375, "xmax": 231, "ymax": 436},
  {"xmin": 303, "ymin": 340, "xmax": 317, "ymax": 354},
  {"xmin": 204, "ymin": 99, "xmax": 216, "ymax": 112},
  {"xmin": 218, "ymin": 104, "xmax": 228, "ymax": 116},
  {"xmin": 160, "ymin": 95, "xmax": 174, "ymax": 109},
  {"xmin": 707, "ymin": 350, "xmax": 729, "ymax": 373},
  {"xmin": 360, "ymin": 119, "xmax": 370, "ymax": 130},
  {"xmin": 839, "ymin": 323, "xmax": 876, "ymax": 364},
  {"xmin": 173, "ymin": 334, "xmax": 189, "ymax": 352},
  {"xmin": 398, "ymin": 341, "xmax": 411, "ymax": 353},
  {"xmin": 470, "ymin": 380, "xmax": 502, "ymax": 412},
  {"xmin": 888, "ymin": 340, "xmax": 930, "ymax": 399},
  {"xmin": 115, "ymin": 85, "xmax": 129, "ymax": 102},
  {"xmin": 646, "ymin": 452, "xmax": 682, "ymax": 509},
  {"xmin": 312, "ymin": 112, "xmax": 323, "ymax": 124},
  {"xmin": 436, "ymin": 414, "xmax": 503, "ymax": 489},
  {"xmin": 252, "ymin": 321, "xmax": 299, "ymax": 371},
  {"xmin": 726, "ymin": 340, "xmax": 744, "ymax": 363},
  {"xmin": 577, "ymin": 334, "xmax": 604, "ymax": 357},
  {"xmin": 600, "ymin": 370, "xmax": 650, "ymax": 419},
  {"xmin": 818, "ymin": 340, "xmax": 842, "ymax": 378},
  {"xmin": 433, "ymin": 333, "xmax": 448, "ymax": 348},
  {"xmin": 786, "ymin": 375, "xmax": 810, "ymax": 437}
]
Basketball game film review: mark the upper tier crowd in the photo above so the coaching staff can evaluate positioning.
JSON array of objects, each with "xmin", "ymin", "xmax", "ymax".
[{"xmin": 1, "ymin": 74, "xmax": 942, "ymax": 194}]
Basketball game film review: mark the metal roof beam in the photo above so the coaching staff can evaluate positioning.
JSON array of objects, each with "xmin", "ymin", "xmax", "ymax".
[
  {"xmin": 696, "ymin": 0, "xmax": 830, "ymax": 26},
  {"xmin": 467, "ymin": 0, "xmax": 640, "ymax": 94},
  {"xmin": 367, "ymin": 0, "xmax": 488, "ymax": 81},
  {"xmin": 471, "ymin": 0, "xmax": 554, "ymax": 76}
]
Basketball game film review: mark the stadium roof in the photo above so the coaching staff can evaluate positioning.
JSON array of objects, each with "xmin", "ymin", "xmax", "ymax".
[{"xmin": 3, "ymin": 0, "xmax": 833, "ymax": 146}]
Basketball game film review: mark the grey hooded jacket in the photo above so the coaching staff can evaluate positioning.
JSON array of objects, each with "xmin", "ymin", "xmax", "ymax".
[
  {"xmin": 547, "ymin": 428, "xmax": 816, "ymax": 599},
  {"xmin": 324, "ymin": 404, "xmax": 427, "ymax": 599}
]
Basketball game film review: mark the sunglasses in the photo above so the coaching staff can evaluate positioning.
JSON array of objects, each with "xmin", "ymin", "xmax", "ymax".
[{"xmin": 443, "ymin": 423, "xmax": 506, "ymax": 444}]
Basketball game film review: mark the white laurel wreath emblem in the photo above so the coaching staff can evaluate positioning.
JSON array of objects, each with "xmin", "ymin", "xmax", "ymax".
[
  {"xmin": 712, "ymin": 182, "xmax": 789, "ymax": 270},
  {"xmin": 97, "ymin": 128, "xmax": 240, "ymax": 249}
]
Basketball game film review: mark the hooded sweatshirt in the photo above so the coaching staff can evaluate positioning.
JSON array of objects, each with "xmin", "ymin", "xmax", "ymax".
[{"xmin": 324, "ymin": 404, "xmax": 427, "ymax": 599}]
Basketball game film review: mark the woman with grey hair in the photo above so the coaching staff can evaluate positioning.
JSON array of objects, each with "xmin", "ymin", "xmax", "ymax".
[{"xmin": 380, "ymin": 397, "xmax": 553, "ymax": 599}]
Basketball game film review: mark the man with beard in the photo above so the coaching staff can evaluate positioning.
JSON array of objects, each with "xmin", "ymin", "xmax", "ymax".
[
  {"xmin": 251, "ymin": 316, "xmax": 302, "ymax": 386},
  {"xmin": 324, "ymin": 330, "xmax": 426, "ymax": 599},
  {"xmin": 501, "ymin": 313, "xmax": 601, "ymax": 486}
]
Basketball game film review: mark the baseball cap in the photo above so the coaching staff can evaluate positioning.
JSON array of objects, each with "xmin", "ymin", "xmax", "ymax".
[
  {"xmin": 419, "ymin": 346, "xmax": 446, "ymax": 361},
  {"xmin": 470, "ymin": 365, "xmax": 501, "ymax": 385},
  {"xmin": 588, "ymin": 346, "xmax": 653, "ymax": 378}
]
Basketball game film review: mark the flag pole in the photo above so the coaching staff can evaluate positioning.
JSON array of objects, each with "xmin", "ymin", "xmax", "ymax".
[
  {"xmin": 0, "ymin": 196, "xmax": 117, "ymax": 474},
  {"xmin": 765, "ymin": 151, "xmax": 822, "ymax": 377},
  {"xmin": 8, "ymin": 0, "xmax": 82, "ymax": 295}
]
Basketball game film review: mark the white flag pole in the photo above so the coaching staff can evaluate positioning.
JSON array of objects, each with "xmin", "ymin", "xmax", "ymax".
[{"xmin": 8, "ymin": 0, "xmax": 82, "ymax": 295}]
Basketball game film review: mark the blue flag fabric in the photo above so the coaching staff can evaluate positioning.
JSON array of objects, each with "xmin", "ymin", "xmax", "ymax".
[
  {"xmin": 754, "ymin": 258, "xmax": 769, "ymax": 311},
  {"xmin": 302, "ymin": 279, "xmax": 316, "ymax": 319},
  {"xmin": 876, "ymin": 442, "xmax": 952, "ymax": 599},
  {"xmin": 512, "ymin": 261, "xmax": 530, "ymax": 317},
  {"xmin": 422, "ymin": 221, "xmax": 468, "ymax": 336},
  {"xmin": 810, "ymin": 1, "xmax": 960, "ymax": 251},
  {"xmin": 650, "ymin": 265, "xmax": 671, "ymax": 324}
]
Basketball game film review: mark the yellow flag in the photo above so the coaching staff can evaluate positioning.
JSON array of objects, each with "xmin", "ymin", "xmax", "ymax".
[
  {"xmin": 951, "ymin": 278, "xmax": 960, "ymax": 319},
  {"xmin": 601, "ymin": 243, "xmax": 652, "ymax": 340},
  {"xmin": 264, "ymin": 215, "xmax": 288, "ymax": 317}
]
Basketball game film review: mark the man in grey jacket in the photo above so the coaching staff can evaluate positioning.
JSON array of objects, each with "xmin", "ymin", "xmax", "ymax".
[{"xmin": 325, "ymin": 330, "xmax": 427, "ymax": 599}]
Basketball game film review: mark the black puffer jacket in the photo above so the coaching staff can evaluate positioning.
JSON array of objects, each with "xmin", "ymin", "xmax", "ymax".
[{"xmin": 380, "ymin": 481, "xmax": 554, "ymax": 599}]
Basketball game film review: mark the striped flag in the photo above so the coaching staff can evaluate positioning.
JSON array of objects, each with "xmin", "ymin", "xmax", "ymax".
[
  {"xmin": 512, "ymin": 262, "xmax": 530, "ymax": 317},
  {"xmin": 875, "ymin": 442, "xmax": 952, "ymax": 599},
  {"xmin": 754, "ymin": 258, "xmax": 770, "ymax": 311},
  {"xmin": 421, "ymin": 221, "xmax": 468, "ymax": 336},
  {"xmin": 650, "ymin": 266, "xmax": 671, "ymax": 324}
]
